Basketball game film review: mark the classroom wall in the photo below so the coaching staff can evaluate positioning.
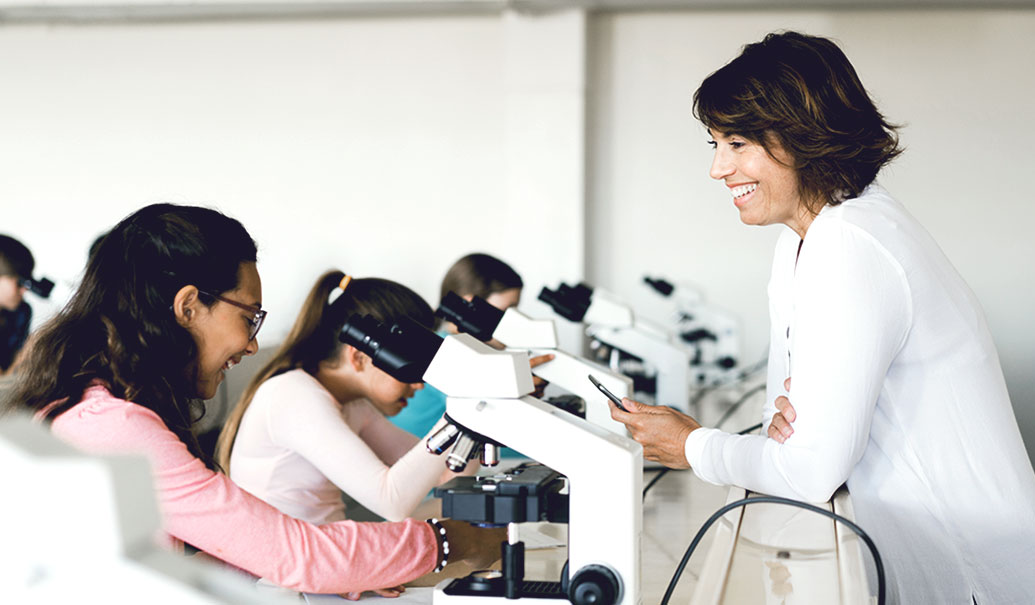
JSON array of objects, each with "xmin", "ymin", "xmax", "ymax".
[
  {"xmin": 0, "ymin": 12, "xmax": 587, "ymax": 349},
  {"xmin": 2, "ymin": 6, "xmax": 1034, "ymax": 461}
]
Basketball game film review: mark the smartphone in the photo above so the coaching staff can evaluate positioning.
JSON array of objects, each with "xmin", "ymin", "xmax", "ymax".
[{"xmin": 588, "ymin": 374, "xmax": 627, "ymax": 412}]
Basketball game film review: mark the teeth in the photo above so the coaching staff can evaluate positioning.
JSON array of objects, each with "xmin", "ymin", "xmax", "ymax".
[
  {"xmin": 731, "ymin": 183, "xmax": 758, "ymax": 198},
  {"xmin": 224, "ymin": 359, "xmax": 238, "ymax": 371}
]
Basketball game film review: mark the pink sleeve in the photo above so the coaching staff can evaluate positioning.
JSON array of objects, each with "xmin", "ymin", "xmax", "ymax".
[{"xmin": 50, "ymin": 390, "xmax": 438, "ymax": 594}]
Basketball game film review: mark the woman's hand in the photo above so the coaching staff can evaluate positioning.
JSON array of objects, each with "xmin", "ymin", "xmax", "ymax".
[
  {"xmin": 529, "ymin": 353, "xmax": 555, "ymax": 399},
  {"xmin": 768, "ymin": 377, "xmax": 796, "ymax": 444},
  {"xmin": 341, "ymin": 586, "xmax": 406, "ymax": 600},
  {"xmin": 608, "ymin": 397, "xmax": 701, "ymax": 469}
]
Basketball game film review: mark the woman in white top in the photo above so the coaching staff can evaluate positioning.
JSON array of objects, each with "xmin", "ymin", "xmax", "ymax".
[
  {"xmin": 216, "ymin": 270, "xmax": 460, "ymax": 532},
  {"xmin": 610, "ymin": 31, "xmax": 1035, "ymax": 604}
]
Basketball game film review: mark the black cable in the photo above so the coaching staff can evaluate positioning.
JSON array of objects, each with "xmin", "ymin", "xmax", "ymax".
[
  {"xmin": 736, "ymin": 422, "xmax": 763, "ymax": 435},
  {"xmin": 642, "ymin": 468, "xmax": 672, "ymax": 499},
  {"xmin": 713, "ymin": 382, "xmax": 767, "ymax": 430},
  {"xmin": 660, "ymin": 495, "xmax": 885, "ymax": 605}
]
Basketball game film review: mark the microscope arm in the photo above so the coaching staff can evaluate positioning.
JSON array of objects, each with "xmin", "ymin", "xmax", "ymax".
[
  {"xmin": 523, "ymin": 348, "xmax": 632, "ymax": 434},
  {"xmin": 443, "ymin": 393, "xmax": 641, "ymax": 605}
]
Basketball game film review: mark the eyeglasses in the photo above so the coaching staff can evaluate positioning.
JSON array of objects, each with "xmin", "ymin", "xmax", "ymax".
[{"xmin": 198, "ymin": 289, "xmax": 267, "ymax": 341}]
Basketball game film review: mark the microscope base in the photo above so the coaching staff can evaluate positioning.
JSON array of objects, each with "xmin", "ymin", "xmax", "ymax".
[{"xmin": 436, "ymin": 575, "xmax": 566, "ymax": 603}]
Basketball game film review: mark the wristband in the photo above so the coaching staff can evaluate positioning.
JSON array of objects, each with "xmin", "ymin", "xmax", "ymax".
[{"xmin": 425, "ymin": 518, "xmax": 450, "ymax": 572}]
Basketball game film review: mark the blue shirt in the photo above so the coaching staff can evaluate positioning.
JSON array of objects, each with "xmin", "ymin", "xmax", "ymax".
[{"xmin": 391, "ymin": 381, "xmax": 447, "ymax": 439}]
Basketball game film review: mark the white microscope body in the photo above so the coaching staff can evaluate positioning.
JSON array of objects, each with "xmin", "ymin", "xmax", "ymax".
[
  {"xmin": 0, "ymin": 416, "xmax": 291, "ymax": 605},
  {"xmin": 338, "ymin": 315, "xmax": 642, "ymax": 605},
  {"xmin": 539, "ymin": 283, "xmax": 693, "ymax": 413},
  {"xmin": 424, "ymin": 334, "xmax": 643, "ymax": 605},
  {"xmin": 437, "ymin": 292, "xmax": 634, "ymax": 435}
]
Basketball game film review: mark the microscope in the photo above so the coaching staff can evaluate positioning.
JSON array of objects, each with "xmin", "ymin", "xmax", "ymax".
[
  {"xmin": 436, "ymin": 291, "xmax": 633, "ymax": 435},
  {"xmin": 538, "ymin": 282, "xmax": 693, "ymax": 413},
  {"xmin": 340, "ymin": 315, "xmax": 642, "ymax": 605},
  {"xmin": 21, "ymin": 275, "xmax": 54, "ymax": 299},
  {"xmin": 0, "ymin": 417, "xmax": 290, "ymax": 604},
  {"xmin": 642, "ymin": 276, "xmax": 740, "ymax": 386}
]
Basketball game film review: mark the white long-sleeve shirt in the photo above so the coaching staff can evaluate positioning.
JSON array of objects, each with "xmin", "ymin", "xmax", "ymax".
[
  {"xmin": 684, "ymin": 184, "xmax": 1035, "ymax": 604},
  {"xmin": 229, "ymin": 369, "xmax": 456, "ymax": 525}
]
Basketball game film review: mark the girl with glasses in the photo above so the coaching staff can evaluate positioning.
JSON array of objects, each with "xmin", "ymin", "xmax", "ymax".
[{"xmin": 4, "ymin": 203, "xmax": 499, "ymax": 598}]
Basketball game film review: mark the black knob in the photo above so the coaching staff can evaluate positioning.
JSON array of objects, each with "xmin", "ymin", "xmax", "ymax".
[{"xmin": 568, "ymin": 564, "xmax": 620, "ymax": 605}]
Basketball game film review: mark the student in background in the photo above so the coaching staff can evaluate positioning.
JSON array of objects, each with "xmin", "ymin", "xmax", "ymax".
[
  {"xmin": 390, "ymin": 253, "xmax": 552, "ymax": 439},
  {"xmin": 0, "ymin": 235, "xmax": 35, "ymax": 375},
  {"xmin": 216, "ymin": 271, "xmax": 465, "ymax": 529},
  {"xmin": 3, "ymin": 204, "xmax": 500, "ymax": 598}
]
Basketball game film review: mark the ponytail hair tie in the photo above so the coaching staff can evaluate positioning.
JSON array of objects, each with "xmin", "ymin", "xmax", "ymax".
[{"xmin": 327, "ymin": 274, "xmax": 353, "ymax": 306}]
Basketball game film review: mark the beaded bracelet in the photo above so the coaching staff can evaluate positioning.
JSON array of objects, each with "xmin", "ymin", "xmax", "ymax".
[{"xmin": 425, "ymin": 518, "xmax": 450, "ymax": 572}]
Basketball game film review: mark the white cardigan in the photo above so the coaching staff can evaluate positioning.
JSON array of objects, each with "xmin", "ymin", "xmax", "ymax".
[
  {"xmin": 684, "ymin": 185, "xmax": 1035, "ymax": 604},
  {"xmin": 229, "ymin": 369, "xmax": 455, "ymax": 525}
]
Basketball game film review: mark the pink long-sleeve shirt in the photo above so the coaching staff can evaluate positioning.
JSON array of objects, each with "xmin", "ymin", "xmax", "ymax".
[{"xmin": 47, "ymin": 384, "xmax": 438, "ymax": 594}]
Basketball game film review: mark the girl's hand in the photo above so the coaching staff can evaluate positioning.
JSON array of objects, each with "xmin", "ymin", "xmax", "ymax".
[
  {"xmin": 608, "ymin": 397, "xmax": 701, "ymax": 469},
  {"xmin": 341, "ymin": 585, "xmax": 405, "ymax": 600},
  {"xmin": 438, "ymin": 519, "xmax": 506, "ymax": 569},
  {"xmin": 528, "ymin": 353, "xmax": 556, "ymax": 398},
  {"xmin": 768, "ymin": 377, "xmax": 796, "ymax": 444}
]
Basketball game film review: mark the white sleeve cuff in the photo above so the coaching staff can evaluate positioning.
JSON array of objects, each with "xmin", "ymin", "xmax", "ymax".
[{"xmin": 684, "ymin": 426, "xmax": 720, "ymax": 481}]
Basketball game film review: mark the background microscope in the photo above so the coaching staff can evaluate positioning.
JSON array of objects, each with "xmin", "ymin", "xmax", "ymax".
[
  {"xmin": 538, "ymin": 281, "xmax": 694, "ymax": 413},
  {"xmin": 340, "ymin": 314, "xmax": 642, "ymax": 605},
  {"xmin": 436, "ymin": 291, "xmax": 633, "ymax": 435},
  {"xmin": 641, "ymin": 276, "xmax": 740, "ymax": 386}
]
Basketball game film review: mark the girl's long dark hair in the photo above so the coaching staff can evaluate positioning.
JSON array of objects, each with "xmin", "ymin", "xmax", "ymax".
[
  {"xmin": 4, "ymin": 203, "xmax": 257, "ymax": 463},
  {"xmin": 215, "ymin": 270, "xmax": 433, "ymax": 471}
]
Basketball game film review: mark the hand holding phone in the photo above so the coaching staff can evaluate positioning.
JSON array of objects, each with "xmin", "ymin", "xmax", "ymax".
[{"xmin": 588, "ymin": 374, "xmax": 627, "ymax": 412}]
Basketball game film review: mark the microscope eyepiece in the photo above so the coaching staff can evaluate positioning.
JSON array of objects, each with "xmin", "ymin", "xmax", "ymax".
[
  {"xmin": 339, "ymin": 314, "xmax": 444, "ymax": 384},
  {"xmin": 643, "ymin": 276, "xmax": 674, "ymax": 297},
  {"xmin": 436, "ymin": 291, "xmax": 504, "ymax": 342},
  {"xmin": 538, "ymin": 284, "xmax": 591, "ymax": 323},
  {"xmin": 21, "ymin": 276, "xmax": 54, "ymax": 299}
]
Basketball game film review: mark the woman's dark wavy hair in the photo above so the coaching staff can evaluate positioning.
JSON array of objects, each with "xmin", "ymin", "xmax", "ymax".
[
  {"xmin": 4, "ymin": 203, "xmax": 257, "ymax": 464},
  {"xmin": 693, "ymin": 31, "xmax": 903, "ymax": 213},
  {"xmin": 215, "ymin": 270, "xmax": 433, "ymax": 471}
]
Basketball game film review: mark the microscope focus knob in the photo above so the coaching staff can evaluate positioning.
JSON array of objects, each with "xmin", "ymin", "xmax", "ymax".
[{"xmin": 568, "ymin": 564, "xmax": 620, "ymax": 605}]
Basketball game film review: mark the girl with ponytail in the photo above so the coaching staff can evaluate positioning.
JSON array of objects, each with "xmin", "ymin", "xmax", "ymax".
[{"xmin": 216, "ymin": 270, "xmax": 466, "ymax": 532}]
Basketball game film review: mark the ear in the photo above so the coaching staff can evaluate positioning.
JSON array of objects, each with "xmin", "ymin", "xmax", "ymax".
[
  {"xmin": 344, "ymin": 345, "xmax": 370, "ymax": 373},
  {"xmin": 172, "ymin": 285, "xmax": 202, "ymax": 328}
]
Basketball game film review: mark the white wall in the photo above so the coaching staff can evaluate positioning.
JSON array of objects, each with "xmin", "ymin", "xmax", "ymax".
[
  {"xmin": 2, "ymin": 7, "xmax": 1034, "ymax": 461},
  {"xmin": 589, "ymin": 9, "xmax": 1035, "ymax": 459},
  {"xmin": 0, "ymin": 12, "xmax": 586, "ymax": 349}
]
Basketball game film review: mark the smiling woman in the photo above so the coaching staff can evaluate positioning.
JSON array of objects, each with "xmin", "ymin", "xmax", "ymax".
[
  {"xmin": 707, "ymin": 132, "xmax": 805, "ymax": 236},
  {"xmin": 2, "ymin": 204, "xmax": 502, "ymax": 596},
  {"xmin": 608, "ymin": 31, "xmax": 1035, "ymax": 605}
]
